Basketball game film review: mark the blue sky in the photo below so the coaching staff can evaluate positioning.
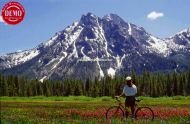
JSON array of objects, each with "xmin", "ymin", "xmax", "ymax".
[{"xmin": 0, "ymin": 0, "xmax": 190, "ymax": 54}]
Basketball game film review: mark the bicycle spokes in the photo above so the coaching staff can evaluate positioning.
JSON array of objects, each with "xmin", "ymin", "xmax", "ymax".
[
  {"xmin": 135, "ymin": 107, "xmax": 154, "ymax": 121},
  {"xmin": 106, "ymin": 106, "xmax": 125, "ymax": 123}
]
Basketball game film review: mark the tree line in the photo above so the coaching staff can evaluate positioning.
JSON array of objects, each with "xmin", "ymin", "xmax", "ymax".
[{"xmin": 0, "ymin": 70, "xmax": 190, "ymax": 97}]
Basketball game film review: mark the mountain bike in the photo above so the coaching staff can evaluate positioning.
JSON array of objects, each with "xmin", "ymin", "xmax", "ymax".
[{"xmin": 106, "ymin": 97, "xmax": 154, "ymax": 123}]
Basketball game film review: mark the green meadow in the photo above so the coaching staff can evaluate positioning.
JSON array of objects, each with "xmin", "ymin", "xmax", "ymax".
[{"xmin": 1, "ymin": 96, "xmax": 190, "ymax": 124}]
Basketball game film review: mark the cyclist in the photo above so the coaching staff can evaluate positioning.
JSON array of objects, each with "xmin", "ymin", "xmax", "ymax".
[{"xmin": 116, "ymin": 76, "xmax": 137, "ymax": 118}]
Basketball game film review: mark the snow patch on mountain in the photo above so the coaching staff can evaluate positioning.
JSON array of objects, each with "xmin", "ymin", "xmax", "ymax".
[
  {"xmin": 164, "ymin": 28, "xmax": 190, "ymax": 51},
  {"xmin": 66, "ymin": 23, "xmax": 83, "ymax": 58},
  {"xmin": 147, "ymin": 36, "xmax": 170, "ymax": 56},
  {"xmin": 64, "ymin": 22, "xmax": 83, "ymax": 45},
  {"xmin": 115, "ymin": 55, "xmax": 126, "ymax": 69},
  {"xmin": 65, "ymin": 22, "xmax": 79, "ymax": 32},
  {"xmin": 180, "ymin": 34, "xmax": 190, "ymax": 42},
  {"xmin": 98, "ymin": 21, "xmax": 111, "ymax": 57},
  {"xmin": 81, "ymin": 47, "xmax": 90, "ymax": 60},
  {"xmin": 39, "ymin": 52, "xmax": 68, "ymax": 82},
  {"xmin": 44, "ymin": 34, "xmax": 59, "ymax": 47},
  {"xmin": 51, "ymin": 52, "xmax": 67, "ymax": 71},
  {"xmin": 165, "ymin": 39, "xmax": 186, "ymax": 51},
  {"xmin": 96, "ymin": 57, "xmax": 104, "ymax": 78},
  {"xmin": 1, "ymin": 49, "xmax": 40, "ymax": 68},
  {"xmin": 176, "ymin": 28, "xmax": 190, "ymax": 35},
  {"xmin": 39, "ymin": 76, "xmax": 47, "ymax": 83},
  {"xmin": 128, "ymin": 23, "xmax": 132, "ymax": 35},
  {"xmin": 107, "ymin": 67, "xmax": 116, "ymax": 78}
]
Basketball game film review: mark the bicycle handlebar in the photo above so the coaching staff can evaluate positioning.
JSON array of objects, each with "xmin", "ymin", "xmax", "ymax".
[
  {"xmin": 115, "ymin": 96, "xmax": 121, "ymax": 102},
  {"xmin": 115, "ymin": 96, "xmax": 141, "ymax": 102}
]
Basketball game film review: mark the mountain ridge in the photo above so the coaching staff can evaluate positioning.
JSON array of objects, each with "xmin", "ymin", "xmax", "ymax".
[{"xmin": 1, "ymin": 13, "xmax": 190, "ymax": 81}]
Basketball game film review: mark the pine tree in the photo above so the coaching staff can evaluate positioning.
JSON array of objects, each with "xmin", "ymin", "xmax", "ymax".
[
  {"xmin": 13, "ymin": 75, "xmax": 19, "ymax": 96},
  {"xmin": 85, "ymin": 78, "xmax": 90, "ymax": 96},
  {"xmin": 27, "ymin": 82, "xmax": 33, "ymax": 96},
  {"xmin": 74, "ymin": 83, "xmax": 82, "ymax": 96},
  {"xmin": 43, "ymin": 81, "xmax": 51, "ymax": 96},
  {"xmin": 0, "ymin": 74, "xmax": 8, "ymax": 96},
  {"xmin": 186, "ymin": 71, "xmax": 190, "ymax": 95},
  {"xmin": 64, "ymin": 82, "xmax": 71, "ymax": 96}
]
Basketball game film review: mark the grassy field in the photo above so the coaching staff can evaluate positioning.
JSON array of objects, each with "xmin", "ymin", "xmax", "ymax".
[{"xmin": 1, "ymin": 96, "xmax": 190, "ymax": 124}]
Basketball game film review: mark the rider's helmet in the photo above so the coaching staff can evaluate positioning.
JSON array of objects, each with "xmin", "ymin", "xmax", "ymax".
[{"xmin": 126, "ymin": 76, "xmax": 132, "ymax": 81}]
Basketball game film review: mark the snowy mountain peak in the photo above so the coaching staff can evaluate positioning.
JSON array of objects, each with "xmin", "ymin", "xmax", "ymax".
[
  {"xmin": 176, "ymin": 28, "xmax": 190, "ymax": 35},
  {"xmin": 80, "ymin": 13, "xmax": 100, "ymax": 26},
  {"xmin": 103, "ymin": 13, "xmax": 126, "ymax": 24},
  {"xmin": 170, "ymin": 28, "xmax": 190, "ymax": 46},
  {"xmin": 147, "ymin": 35, "xmax": 170, "ymax": 56},
  {"xmin": 84, "ymin": 12, "xmax": 97, "ymax": 18},
  {"xmin": 43, "ymin": 33, "xmax": 59, "ymax": 47},
  {"xmin": 0, "ymin": 49, "xmax": 40, "ymax": 69},
  {"xmin": 1, "ymin": 13, "xmax": 190, "ymax": 80}
]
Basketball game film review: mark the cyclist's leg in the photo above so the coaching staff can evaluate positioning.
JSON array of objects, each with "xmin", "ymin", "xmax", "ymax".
[
  {"xmin": 131, "ymin": 96, "xmax": 136, "ymax": 118},
  {"xmin": 131, "ymin": 105, "xmax": 135, "ymax": 118},
  {"xmin": 125, "ymin": 106, "xmax": 130, "ymax": 118},
  {"xmin": 125, "ymin": 98, "xmax": 130, "ymax": 118}
]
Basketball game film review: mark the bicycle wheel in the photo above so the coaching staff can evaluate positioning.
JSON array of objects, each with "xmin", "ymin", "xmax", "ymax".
[
  {"xmin": 106, "ymin": 106, "xmax": 125, "ymax": 123},
  {"xmin": 135, "ymin": 107, "xmax": 154, "ymax": 121}
]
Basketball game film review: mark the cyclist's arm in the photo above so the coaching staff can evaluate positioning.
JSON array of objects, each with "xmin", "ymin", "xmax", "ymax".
[
  {"xmin": 117, "ymin": 89, "xmax": 125, "ymax": 97},
  {"xmin": 134, "ymin": 85, "xmax": 137, "ymax": 95},
  {"xmin": 116, "ymin": 86, "xmax": 126, "ymax": 98},
  {"xmin": 118, "ymin": 92, "xmax": 124, "ymax": 97}
]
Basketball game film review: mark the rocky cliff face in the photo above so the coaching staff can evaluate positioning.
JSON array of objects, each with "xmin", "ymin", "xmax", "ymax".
[{"xmin": 1, "ymin": 13, "xmax": 190, "ymax": 81}]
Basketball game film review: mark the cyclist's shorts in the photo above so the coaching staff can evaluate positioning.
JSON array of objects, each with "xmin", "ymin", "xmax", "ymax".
[{"xmin": 125, "ymin": 96, "xmax": 135, "ymax": 106}]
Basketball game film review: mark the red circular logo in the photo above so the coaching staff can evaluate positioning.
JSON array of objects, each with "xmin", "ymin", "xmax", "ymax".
[{"xmin": 1, "ymin": 1, "xmax": 25, "ymax": 25}]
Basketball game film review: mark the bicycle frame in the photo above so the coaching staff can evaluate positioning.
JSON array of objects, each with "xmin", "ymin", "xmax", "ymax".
[
  {"xmin": 115, "ymin": 97, "xmax": 139, "ymax": 117},
  {"xmin": 106, "ymin": 97, "xmax": 154, "ymax": 121}
]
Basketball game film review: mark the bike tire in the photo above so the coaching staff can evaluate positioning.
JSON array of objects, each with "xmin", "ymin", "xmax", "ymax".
[
  {"xmin": 135, "ymin": 107, "xmax": 154, "ymax": 121},
  {"xmin": 106, "ymin": 106, "xmax": 125, "ymax": 123}
]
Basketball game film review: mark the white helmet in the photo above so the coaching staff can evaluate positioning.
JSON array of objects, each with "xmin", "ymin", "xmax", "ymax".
[{"xmin": 126, "ymin": 76, "xmax": 132, "ymax": 81}]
